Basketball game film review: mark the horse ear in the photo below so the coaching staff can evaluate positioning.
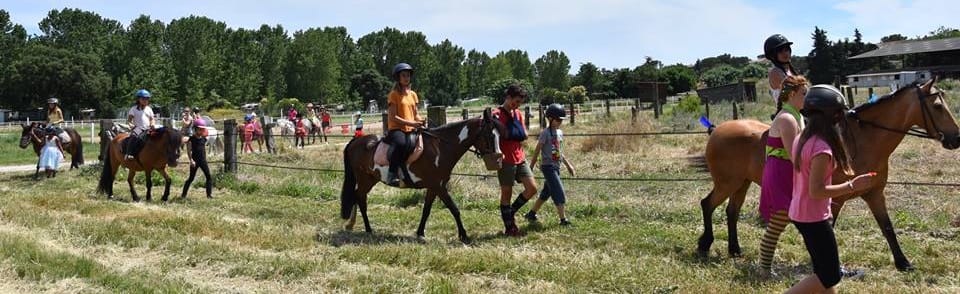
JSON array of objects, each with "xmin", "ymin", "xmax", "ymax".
[
  {"xmin": 922, "ymin": 75, "xmax": 937, "ymax": 92},
  {"xmin": 483, "ymin": 107, "xmax": 491, "ymax": 120}
]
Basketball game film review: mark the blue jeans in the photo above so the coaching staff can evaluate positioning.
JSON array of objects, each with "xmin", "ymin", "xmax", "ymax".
[{"xmin": 538, "ymin": 165, "xmax": 566, "ymax": 205}]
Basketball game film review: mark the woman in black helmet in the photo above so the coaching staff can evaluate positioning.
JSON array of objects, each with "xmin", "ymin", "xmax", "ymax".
[{"xmin": 764, "ymin": 34, "xmax": 798, "ymax": 105}]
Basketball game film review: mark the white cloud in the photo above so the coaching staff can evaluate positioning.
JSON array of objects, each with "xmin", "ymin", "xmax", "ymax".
[{"xmin": 834, "ymin": 0, "xmax": 957, "ymax": 41}]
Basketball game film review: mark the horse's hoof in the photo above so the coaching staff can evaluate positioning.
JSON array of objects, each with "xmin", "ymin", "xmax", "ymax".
[
  {"xmin": 695, "ymin": 249, "xmax": 710, "ymax": 259},
  {"xmin": 896, "ymin": 262, "xmax": 915, "ymax": 272},
  {"xmin": 459, "ymin": 235, "xmax": 471, "ymax": 245},
  {"xmin": 728, "ymin": 249, "xmax": 743, "ymax": 258}
]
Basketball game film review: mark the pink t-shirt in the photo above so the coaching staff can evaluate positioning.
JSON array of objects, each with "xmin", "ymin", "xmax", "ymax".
[{"xmin": 789, "ymin": 135, "xmax": 834, "ymax": 223}]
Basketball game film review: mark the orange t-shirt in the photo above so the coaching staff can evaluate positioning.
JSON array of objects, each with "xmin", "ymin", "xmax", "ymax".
[{"xmin": 387, "ymin": 89, "xmax": 419, "ymax": 132}]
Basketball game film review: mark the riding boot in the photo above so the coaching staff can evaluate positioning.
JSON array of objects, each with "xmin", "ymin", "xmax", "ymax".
[
  {"xmin": 510, "ymin": 192, "xmax": 529, "ymax": 214},
  {"xmin": 501, "ymin": 205, "xmax": 522, "ymax": 236}
]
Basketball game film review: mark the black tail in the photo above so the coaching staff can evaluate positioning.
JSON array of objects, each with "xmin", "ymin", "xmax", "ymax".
[
  {"xmin": 96, "ymin": 143, "xmax": 113, "ymax": 195},
  {"xmin": 74, "ymin": 133, "xmax": 84, "ymax": 167},
  {"xmin": 340, "ymin": 138, "xmax": 357, "ymax": 219}
]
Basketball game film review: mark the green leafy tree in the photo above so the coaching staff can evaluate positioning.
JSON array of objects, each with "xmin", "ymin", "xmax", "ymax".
[
  {"xmin": 660, "ymin": 64, "xmax": 696, "ymax": 94},
  {"xmin": 285, "ymin": 28, "xmax": 342, "ymax": 105},
  {"xmin": 701, "ymin": 64, "xmax": 742, "ymax": 88},
  {"xmin": 573, "ymin": 62, "xmax": 602, "ymax": 93},
  {"xmin": 428, "ymin": 39, "xmax": 465, "ymax": 105},
  {"xmin": 350, "ymin": 69, "xmax": 392, "ymax": 111},
  {"xmin": 7, "ymin": 44, "xmax": 110, "ymax": 115},
  {"xmin": 807, "ymin": 26, "xmax": 836, "ymax": 85},
  {"xmin": 462, "ymin": 49, "xmax": 490, "ymax": 98},
  {"xmin": 534, "ymin": 50, "xmax": 571, "ymax": 91}
]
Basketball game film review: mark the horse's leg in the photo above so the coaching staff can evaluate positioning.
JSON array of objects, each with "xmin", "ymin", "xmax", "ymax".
[
  {"xmin": 159, "ymin": 168, "xmax": 172, "ymax": 202},
  {"xmin": 725, "ymin": 180, "xmax": 751, "ymax": 257},
  {"xmin": 863, "ymin": 190, "xmax": 914, "ymax": 271},
  {"xmin": 830, "ymin": 201, "xmax": 847, "ymax": 227},
  {"xmin": 127, "ymin": 170, "xmax": 140, "ymax": 202},
  {"xmin": 440, "ymin": 189, "xmax": 469, "ymax": 244},
  {"xmin": 145, "ymin": 169, "xmax": 153, "ymax": 202},
  {"xmin": 697, "ymin": 179, "xmax": 743, "ymax": 257},
  {"xmin": 416, "ymin": 189, "xmax": 438, "ymax": 239},
  {"xmin": 356, "ymin": 179, "xmax": 376, "ymax": 233}
]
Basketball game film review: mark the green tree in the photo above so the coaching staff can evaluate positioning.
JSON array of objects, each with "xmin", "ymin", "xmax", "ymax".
[
  {"xmin": 167, "ymin": 16, "xmax": 228, "ymax": 105},
  {"xmin": 502, "ymin": 49, "xmax": 535, "ymax": 82},
  {"xmin": 255, "ymin": 24, "xmax": 288, "ymax": 101},
  {"xmin": 807, "ymin": 26, "xmax": 835, "ymax": 85},
  {"xmin": 486, "ymin": 78, "xmax": 535, "ymax": 103},
  {"xmin": 117, "ymin": 15, "xmax": 177, "ymax": 111},
  {"xmin": 660, "ymin": 64, "xmax": 696, "ymax": 94},
  {"xmin": 740, "ymin": 62, "xmax": 767, "ymax": 80},
  {"xmin": 568, "ymin": 85, "xmax": 588, "ymax": 104},
  {"xmin": 285, "ymin": 28, "xmax": 342, "ymax": 105},
  {"xmin": 485, "ymin": 53, "xmax": 513, "ymax": 84},
  {"xmin": 462, "ymin": 49, "xmax": 490, "ymax": 98},
  {"xmin": 573, "ymin": 62, "xmax": 602, "ymax": 93},
  {"xmin": 351, "ymin": 69, "xmax": 392, "ymax": 111},
  {"xmin": 428, "ymin": 39, "xmax": 465, "ymax": 105},
  {"xmin": 222, "ymin": 28, "xmax": 264, "ymax": 105},
  {"xmin": 701, "ymin": 64, "xmax": 742, "ymax": 88},
  {"xmin": 7, "ymin": 44, "xmax": 111, "ymax": 115},
  {"xmin": 534, "ymin": 50, "xmax": 571, "ymax": 91},
  {"xmin": 880, "ymin": 34, "xmax": 907, "ymax": 43},
  {"xmin": 0, "ymin": 10, "xmax": 28, "ymax": 107}
]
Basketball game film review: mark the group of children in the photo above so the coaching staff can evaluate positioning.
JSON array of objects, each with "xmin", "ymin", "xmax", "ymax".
[{"xmin": 761, "ymin": 34, "xmax": 877, "ymax": 293}]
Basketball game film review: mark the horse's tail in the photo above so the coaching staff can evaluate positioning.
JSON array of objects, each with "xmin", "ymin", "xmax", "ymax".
[
  {"xmin": 699, "ymin": 116, "xmax": 716, "ymax": 135},
  {"xmin": 96, "ymin": 143, "xmax": 113, "ymax": 195},
  {"xmin": 340, "ymin": 138, "xmax": 358, "ymax": 219},
  {"xmin": 73, "ymin": 131, "xmax": 84, "ymax": 166}
]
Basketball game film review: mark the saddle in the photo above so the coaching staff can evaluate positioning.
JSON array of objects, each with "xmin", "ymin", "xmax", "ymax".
[
  {"xmin": 121, "ymin": 127, "xmax": 165, "ymax": 157},
  {"xmin": 374, "ymin": 132, "xmax": 424, "ymax": 166}
]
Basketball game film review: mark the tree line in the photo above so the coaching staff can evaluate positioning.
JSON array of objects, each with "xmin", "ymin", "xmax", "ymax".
[{"xmin": 0, "ymin": 8, "xmax": 956, "ymax": 118}]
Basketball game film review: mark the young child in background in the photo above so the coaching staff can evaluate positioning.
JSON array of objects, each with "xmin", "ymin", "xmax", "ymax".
[
  {"xmin": 525, "ymin": 103, "xmax": 576, "ymax": 226},
  {"xmin": 37, "ymin": 126, "xmax": 65, "ymax": 178}
]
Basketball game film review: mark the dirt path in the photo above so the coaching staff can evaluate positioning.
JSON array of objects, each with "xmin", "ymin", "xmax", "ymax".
[{"xmin": 0, "ymin": 160, "xmax": 98, "ymax": 174}]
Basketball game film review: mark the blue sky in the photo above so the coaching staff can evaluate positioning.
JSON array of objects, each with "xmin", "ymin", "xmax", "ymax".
[{"xmin": 5, "ymin": 0, "xmax": 957, "ymax": 71}]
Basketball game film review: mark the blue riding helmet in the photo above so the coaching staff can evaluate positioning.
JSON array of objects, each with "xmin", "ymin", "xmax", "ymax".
[
  {"xmin": 135, "ymin": 89, "xmax": 152, "ymax": 99},
  {"xmin": 393, "ymin": 63, "xmax": 414, "ymax": 79},
  {"xmin": 244, "ymin": 114, "xmax": 253, "ymax": 122}
]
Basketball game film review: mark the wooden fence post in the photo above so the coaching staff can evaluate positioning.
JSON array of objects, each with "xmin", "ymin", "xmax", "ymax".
[
  {"xmin": 381, "ymin": 112, "xmax": 389, "ymax": 135},
  {"xmin": 631, "ymin": 106, "xmax": 638, "ymax": 124},
  {"xmin": 99, "ymin": 119, "xmax": 111, "ymax": 162},
  {"xmin": 461, "ymin": 108, "xmax": 468, "ymax": 120},
  {"xmin": 605, "ymin": 98, "xmax": 611, "ymax": 117},
  {"xmin": 524, "ymin": 106, "xmax": 532, "ymax": 130},
  {"xmin": 732, "ymin": 101, "xmax": 739, "ymax": 120},
  {"xmin": 264, "ymin": 122, "xmax": 277, "ymax": 154},
  {"xmin": 569, "ymin": 103, "xmax": 576, "ymax": 126},
  {"xmin": 539, "ymin": 104, "xmax": 546, "ymax": 129},
  {"xmin": 846, "ymin": 87, "xmax": 855, "ymax": 106},
  {"xmin": 223, "ymin": 119, "xmax": 237, "ymax": 173}
]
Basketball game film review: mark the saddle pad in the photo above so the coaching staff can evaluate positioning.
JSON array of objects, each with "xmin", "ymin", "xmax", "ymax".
[{"xmin": 373, "ymin": 135, "xmax": 424, "ymax": 166}]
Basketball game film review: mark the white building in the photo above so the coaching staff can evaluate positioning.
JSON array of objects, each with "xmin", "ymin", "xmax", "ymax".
[{"xmin": 846, "ymin": 71, "xmax": 932, "ymax": 90}]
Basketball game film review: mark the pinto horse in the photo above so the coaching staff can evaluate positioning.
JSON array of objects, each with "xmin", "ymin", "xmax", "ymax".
[
  {"xmin": 696, "ymin": 78, "xmax": 960, "ymax": 271},
  {"xmin": 19, "ymin": 123, "xmax": 84, "ymax": 175},
  {"xmin": 340, "ymin": 108, "xmax": 503, "ymax": 243},
  {"xmin": 97, "ymin": 128, "xmax": 183, "ymax": 202}
]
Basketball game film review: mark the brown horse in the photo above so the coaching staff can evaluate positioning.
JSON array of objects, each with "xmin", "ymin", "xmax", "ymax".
[
  {"xmin": 97, "ymin": 128, "xmax": 183, "ymax": 202},
  {"xmin": 19, "ymin": 123, "xmax": 84, "ymax": 175},
  {"xmin": 340, "ymin": 108, "xmax": 503, "ymax": 243},
  {"xmin": 696, "ymin": 78, "xmax": 959, "ymax": 271}
]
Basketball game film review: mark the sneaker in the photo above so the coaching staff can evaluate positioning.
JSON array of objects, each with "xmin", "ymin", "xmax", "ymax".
[
  {"xmin": 841, "ymin": 268, "xmax": 866, "ymax": 280},
  {"xmin": 524, "ymin": 211, "xmax": 538, "ymax": 222},
  {"xmin": 559, "ymin": 219, "xmax": 572, "ymax": 226}
]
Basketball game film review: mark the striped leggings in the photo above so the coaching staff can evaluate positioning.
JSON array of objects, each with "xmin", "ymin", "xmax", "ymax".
[{"xmin": 759, "ymin": 210, "xmax": 790, "ymax": 271}]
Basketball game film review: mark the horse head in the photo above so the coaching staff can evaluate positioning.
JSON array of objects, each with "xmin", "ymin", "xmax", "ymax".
[
  {"xmin": 473, "ymin": 108, "xmax": 505, "ymax": 170},
  {"xmin": 19, "ymin": 123, "xmax": 40, "ymax": 149},
  {"xmin": 164, "ymin": 128, "xmax": 184, "ymax": 167},
  {"xmin": 912, "ymin": 77, "xmax": 959, "ymax": 149}
]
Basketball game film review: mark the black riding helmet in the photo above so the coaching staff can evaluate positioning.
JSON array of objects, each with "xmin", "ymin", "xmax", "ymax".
[
  {"xmin": 764, "ymin": 34, "xmax": 793, "ymax": 61},
  {"xmin": 545, "ymin": 103, "xmax": 566, "ymax": 120},
  {"xmin": 393, "ymin": 63, "xmax": 414, "ymax": 80},
  {"xmin": 801, "ymin": 85, "xmax": 848, "ymax": 117}
]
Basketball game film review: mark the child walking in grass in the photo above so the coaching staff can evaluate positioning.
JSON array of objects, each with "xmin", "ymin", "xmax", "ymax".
[{"xmin": 524, "ymin": 103, "xmax": 576, "ymax": 226}]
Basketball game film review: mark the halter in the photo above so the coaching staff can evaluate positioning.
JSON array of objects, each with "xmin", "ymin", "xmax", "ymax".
[{"xmin": 848, "ymin": 85, "xmax": 947, "ymax": 141}]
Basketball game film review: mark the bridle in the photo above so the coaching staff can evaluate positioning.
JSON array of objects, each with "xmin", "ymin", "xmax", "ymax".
[{"xmin": 847, "ymin": 85, "xmax": 948, "ymax": 141}]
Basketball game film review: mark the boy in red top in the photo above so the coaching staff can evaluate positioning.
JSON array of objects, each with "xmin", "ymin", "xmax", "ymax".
[{"xmin": 493, "ymin": 85, "xmax": 538, "ymax": 236}]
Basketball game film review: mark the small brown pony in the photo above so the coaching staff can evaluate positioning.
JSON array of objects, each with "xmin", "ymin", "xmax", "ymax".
[
  {"xmin": 20, "ymin": 123, "xmax": 84, "ymax": 175},
  {"xmin": 340, "ymin": 108, "xmax": 503, "ymax": 243},
  {"xmin": 97, "ymin": 128, "xmax": 183, "ymax": 202},
  {"xmin": 696, "ymin": 78, "xmax": 960, "ymax": 271}
]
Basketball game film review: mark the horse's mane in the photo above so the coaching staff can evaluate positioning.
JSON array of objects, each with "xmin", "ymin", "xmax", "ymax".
[{"xmin": 852, "ymin": 81, "xmax": 921, "ymax": 112}]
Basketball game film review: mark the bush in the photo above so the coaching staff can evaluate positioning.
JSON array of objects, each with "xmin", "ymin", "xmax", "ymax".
[
  {"xmin": 936, "ymin": 78, "xmax": 959, "ymax": 91},
  {"xmin": 676, "ymin": 94, "xmax": 702, "ymax": 114}
]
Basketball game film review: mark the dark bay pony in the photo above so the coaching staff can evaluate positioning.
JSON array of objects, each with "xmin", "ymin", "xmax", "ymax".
[
  {"xmin": 97, "ymin": 128, "xmax": 183, "ymax": 202},
  {"xmin": 697, "ymin": 78, "xmax": 959, "ymax": 271},
  {"xmin": 19, "ymin": 123, "xmax": 84, "ymax": 173},
  {"xmin": 340, "ymin": 108, "xmax": 503, "ymax": 243}
]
